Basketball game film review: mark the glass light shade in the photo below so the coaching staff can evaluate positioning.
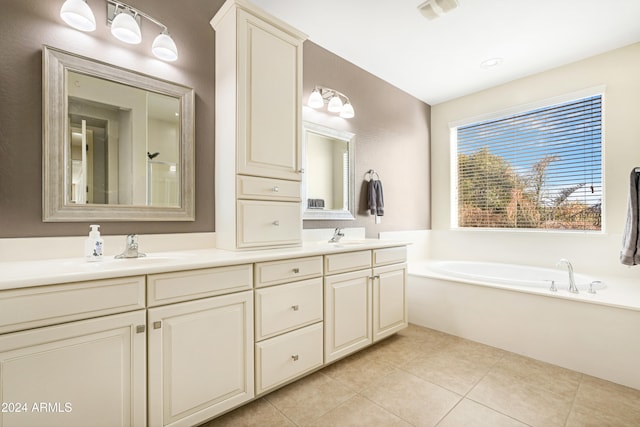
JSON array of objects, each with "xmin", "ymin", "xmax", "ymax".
[
  {"xmin": 327, "ymin": 94, "xmax": 343, "ymax": 113},
  {"xmin": 307, "ymin": 89, "xmax": 324, "ymax": 109},
  {"xmin": 60, "ymin": 0, "xmax": 96, "ymax": 32},
  {"xmin": 340, "ymin": 101, "xmax": 355, "ymax": 118},
  {"xmin": 111, "ymin": 11, "xmax": 142, "ymax": 44},
  {"xmin": 152, "ymin": 33, "xmax": 178, "ymax": 62}
]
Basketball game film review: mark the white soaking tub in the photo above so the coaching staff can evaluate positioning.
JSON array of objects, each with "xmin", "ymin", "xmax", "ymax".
[{"xmin": 408, "ymin": 260, "xmax": 640, "ymax": 390}]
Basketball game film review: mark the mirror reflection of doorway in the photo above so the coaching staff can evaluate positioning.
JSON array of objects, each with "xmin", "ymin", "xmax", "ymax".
[{"xmin": 69, "ymin": 115, "xmax": 109, "ymax": 204}]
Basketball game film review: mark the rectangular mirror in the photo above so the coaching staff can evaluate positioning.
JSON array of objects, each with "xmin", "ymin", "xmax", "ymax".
[
  {"xmin": 43, "ymin": 46, "xmax": 195, "ymax": 221},
  {"xmin": 302, "ymin": 121, "xmax": 355, "ymax": 220}
]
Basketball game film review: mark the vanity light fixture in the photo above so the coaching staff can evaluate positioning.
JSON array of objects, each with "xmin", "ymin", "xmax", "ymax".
[
  {"xmin": 60, "ymin": 0, "xmax": 97, "ymax": 32},
  {"xmin": 109, "ymin": 5, "xmax": 141, "ymax": 44},
  {"xmin": 59, "ymin": 0, "xmax": 179, "ymax": 61},
  {"xmin": 307, "ymin": 86, "xmax": 355, "ymax": 119},
  {"xmin": 107, "ymin": 0, "xmax": 178, "ymax": 61}
]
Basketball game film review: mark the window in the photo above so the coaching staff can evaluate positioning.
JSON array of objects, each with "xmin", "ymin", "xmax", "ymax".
[{"xmin": 453, "ymin": 93, "xmax": 602, "ymax": 231}]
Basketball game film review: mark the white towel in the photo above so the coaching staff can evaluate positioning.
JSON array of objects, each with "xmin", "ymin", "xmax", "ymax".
[{"xmin": 620, "ymin": 169, "xmax": 640, "ymax": 266}]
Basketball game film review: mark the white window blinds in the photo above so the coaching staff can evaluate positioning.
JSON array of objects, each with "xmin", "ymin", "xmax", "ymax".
[{"xmin": 455, "ymin": 94, "xmax": 602, "ymax": 231}]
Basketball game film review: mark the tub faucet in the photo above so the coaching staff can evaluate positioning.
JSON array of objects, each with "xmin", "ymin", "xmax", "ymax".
[
  {"xmin": 115, "ymin": 234, "xmax": 146, "ymax": 259},
  {"xmin": 329, "ymin": 227, "xmax": 345, "ymax": 243},
  {"xmin": 556, "ymin": 258, "xmax": 578, "ymax": 293}
]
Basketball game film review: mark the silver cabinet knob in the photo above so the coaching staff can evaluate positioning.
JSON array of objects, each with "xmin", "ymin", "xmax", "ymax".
[
  {"xmin": 273, "ymin": 220, "xmax": 280, "ymax": 226},
  {"xmin": 291, "ymin": 304, "xmax": 299, "ymax": 311},
  {"xmin": 292, "ymin": 268, "xmax": 300, "ymax": 273},
  {"xmin": 291, "ymin": 354, "xmax": 299, "ymax": 361},
  {"xmin": 272, "ymin": 186, "xmax": 280, "ymax": 192}
]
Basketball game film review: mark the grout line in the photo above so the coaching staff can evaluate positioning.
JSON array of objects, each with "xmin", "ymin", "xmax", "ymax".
[{"xmin": 562, "ymin": 373, "xmax": 585, "ymax": 427}]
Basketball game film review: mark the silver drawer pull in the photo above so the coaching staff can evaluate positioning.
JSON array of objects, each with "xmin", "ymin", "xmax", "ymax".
[
  {"xmin": 272, "ymin": 220, "xmax": 280, "ymax": 226},
  {"xmin": 292, "ymin": 268, "xmax": 300, "ymax": 273},
  {"xmin": 291, "ymin": 354, "xmax": 299, "ymax": 362},
  {"xmin": 272, "ymin": 186, "xmax": 280, "ymax": 192},
  {"xmin": 291, "ymin": 304, "xmax": 299, "ymax": 311}
]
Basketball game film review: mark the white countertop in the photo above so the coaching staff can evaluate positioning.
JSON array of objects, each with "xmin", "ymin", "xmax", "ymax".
[{"xmin": 0, "ymin": 240, "xmax": 407, "ymax": 290}]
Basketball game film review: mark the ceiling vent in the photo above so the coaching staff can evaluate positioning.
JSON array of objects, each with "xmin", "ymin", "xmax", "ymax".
[{"xmin": 418, "ymin": 0, "xmax": 459, "ymax": 20}]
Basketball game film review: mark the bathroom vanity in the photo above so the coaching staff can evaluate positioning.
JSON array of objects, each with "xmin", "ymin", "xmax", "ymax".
[{"xmin": 0, "ymin": 241, "xmax": 408, "ymax": 427}]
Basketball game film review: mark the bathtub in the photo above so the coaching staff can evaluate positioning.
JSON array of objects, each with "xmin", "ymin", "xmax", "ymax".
[
  {"xmin": 408, "ymin": 260, "xmax": 640, "ymax": 390},
  {"xmin": 427, "ymin": 260, "xmax": 605, "ymax": 291}
]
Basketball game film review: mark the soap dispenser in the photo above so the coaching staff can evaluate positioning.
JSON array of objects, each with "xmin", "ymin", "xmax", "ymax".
[{"xmin": 85, "ymin": 224, "xmax": 104, "ymax": 261}]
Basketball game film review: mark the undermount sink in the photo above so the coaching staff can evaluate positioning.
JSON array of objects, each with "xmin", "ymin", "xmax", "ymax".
[
  {"xmin": 332, "ymin": 240, "xmax": 372, "ymax": 246},
  {"xmin": 109, "ymin": 253, "xmax": 191, "ymax": 263}
]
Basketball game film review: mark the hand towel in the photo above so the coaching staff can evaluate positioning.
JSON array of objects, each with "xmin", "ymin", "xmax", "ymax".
[
  {"xmin": 620, "ymin": 169, "xmax": 640, "ymax": 266},
  {"xmin": 368, "ymin": 179, "xmax": 384, "ymax": 216}
]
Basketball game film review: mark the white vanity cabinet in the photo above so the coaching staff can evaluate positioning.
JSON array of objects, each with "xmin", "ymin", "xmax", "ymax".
[
  {"xmin": 324, "ymin": 247, "xmax": 408, "ymax": 363},
  {"xmin": 372, "ymin": 247, "xmax": 409, "ymax": 342},
  {"xmin": 211, "ymin": 0, "xmax": 307, "ymax": 250},
  {"xmin": 146, "ymin": 266, "xmax": 254, "ymax": 427},
  {"xmin": 253, "ymin": 257, "xmax": 324, "ymax": 394},
  {"xmin": 0, "ymin": 241, "xmax": 409, "ymax": 426},
  {"xmin": 0, "ymin": 276, "xmax": 147, "ymax": 427}
]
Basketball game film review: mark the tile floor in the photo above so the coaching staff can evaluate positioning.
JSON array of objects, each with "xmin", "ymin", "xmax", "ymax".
[{"xmin": 201, "ymin": 324, "xmax": 640, "ymax": 427}]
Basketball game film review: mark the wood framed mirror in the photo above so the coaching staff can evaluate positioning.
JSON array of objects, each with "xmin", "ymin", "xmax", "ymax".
[{"xmin": 42, "ymin": 46, "xmax": 195, "ymax": 222}]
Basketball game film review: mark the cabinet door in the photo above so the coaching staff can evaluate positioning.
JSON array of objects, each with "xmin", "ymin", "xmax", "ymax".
[
  {"xmin": 0, "ymin": 310, "xmax": 146, "ymax": 427},
  {"xmin": 324, "ymin": 269, "xmax": 372, "ymax": 363},
  {"xmin": 236, "ymin": 9, "xmax": 302, "ymax": 181},
  {"xmin": 148, "ymin": 290, "xmax": 254, "ymax": 427},
  {"xmin": 373, "ymin": 264, "xmax": 408, "ymax": 342}
]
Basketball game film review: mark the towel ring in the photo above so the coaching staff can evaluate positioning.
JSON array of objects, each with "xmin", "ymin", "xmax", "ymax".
[{"xmin": 366, "ymin": 169, "xmax": 380, "ymax": 181}]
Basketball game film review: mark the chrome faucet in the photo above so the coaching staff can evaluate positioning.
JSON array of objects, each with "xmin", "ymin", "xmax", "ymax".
[
  {"xmin": 115, "ymin": 234, "xmax": 146, "ymax": 259},
  {"xmin": 328, "ymin": 227, "xmax": 345, "ymax": 243},
  {"xmin": 556, "ymin": 258, "xmax": 578, "ymax": 293}
]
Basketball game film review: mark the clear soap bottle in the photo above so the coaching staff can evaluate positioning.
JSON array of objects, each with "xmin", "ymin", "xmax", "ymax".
[{"xmin": 85, "ymin": 224, "xmax": 104, "ymax": 261}]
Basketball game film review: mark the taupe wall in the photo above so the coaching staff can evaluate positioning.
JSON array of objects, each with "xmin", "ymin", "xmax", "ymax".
[
  {"xmin": 0, "ymin": 0, "xmax": 430, "ymax": 239},
  {"xmin": 303, "ymin": 42, "xmax": 431, "ymax": 237}
]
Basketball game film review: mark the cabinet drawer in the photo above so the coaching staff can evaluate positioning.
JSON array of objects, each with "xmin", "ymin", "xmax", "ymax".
[
  {"xmin": 0, "ymin": 276, "xmax": 145, "ymax": 334},
  {"xmin": 324, "ymin": 250, "xmax": 372, "ymax": 275},
  {"xmin": 147, "ymin": 264, "xmax": 253, "ymax": 306},
  {"xmin": 254, "ymin": 256, "xmax": 323, "ymax": 288},
  {"xmin": 237, "ymin": 200, "xmax": 302, "ymax": 248},
  {"xmin": 255, "ymin": 323, "xmax": 323, "ymax": 395},
  {"xmin": 237, "ymin": 175, "xmax": 301, "ymax": 201},
  {"xmin": 255, "ymin": 278, "xmax": 322, "ymax": 341},
  {"xmin": 373, "ymin": 246, "xmax": 407, "ymax": 267}
]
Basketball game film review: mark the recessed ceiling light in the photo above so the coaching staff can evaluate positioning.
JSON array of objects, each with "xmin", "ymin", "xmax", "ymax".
[{"xmin": 480, "ymin": 57, "xmax": 503, "ymax": 69}]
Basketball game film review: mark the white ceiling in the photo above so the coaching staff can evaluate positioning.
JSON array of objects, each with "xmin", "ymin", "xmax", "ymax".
[{"xmin": 250, "ymin": 0, "xmax": 640, "ymax": 105}]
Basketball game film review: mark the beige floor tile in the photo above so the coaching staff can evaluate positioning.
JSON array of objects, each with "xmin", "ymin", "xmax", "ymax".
[
  {"xmin": 321, "ymin": 349, "xmax": 399, "ymax": 392},
  {"xmin": 201, "ymin": 398, "xmax": 294, "ymax": 427},
  {"xmin": 467, "ymin": 354, "xmax": 581, "ymax": 427},
  {"xmin": 403, "ymin": 338, "xmax": 504, "ymax": 395},
  {"xmin": 304, "ymin": 395, "xmax": 411, "ymax": 427},
  {"xmin": 361, "ymin": 370, "xmax": 461, "ymax": 426},
  {"xmin": 491, "ymin": 352, "xmax": 583, "ymax": 399},
  {"xmin": 362, "ymin": 333, "xmax": 431, "ymax": 367},
  {"xmin": 437, "ymin": 399, "xmax": 528, "ymax": 427},
  {"xmin": 200, "ymin": 326, "xmax": 640, "ymax": 427},
  {"xmin": 264, "ymin": 371, "xmax": 356, "ymax": 426},
  {"xmin": 566, "ymin": 375, "xmax": 640, "ymax": 426}
]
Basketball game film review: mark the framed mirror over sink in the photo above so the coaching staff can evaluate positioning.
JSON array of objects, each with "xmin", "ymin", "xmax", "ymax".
[
  {"xmin": 302, "ymin": 121, "xmax": 355, "ymax": 221},
  {"xmin": 42, "ymin": 46, "xmax": 195, "ymax": 222}
]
